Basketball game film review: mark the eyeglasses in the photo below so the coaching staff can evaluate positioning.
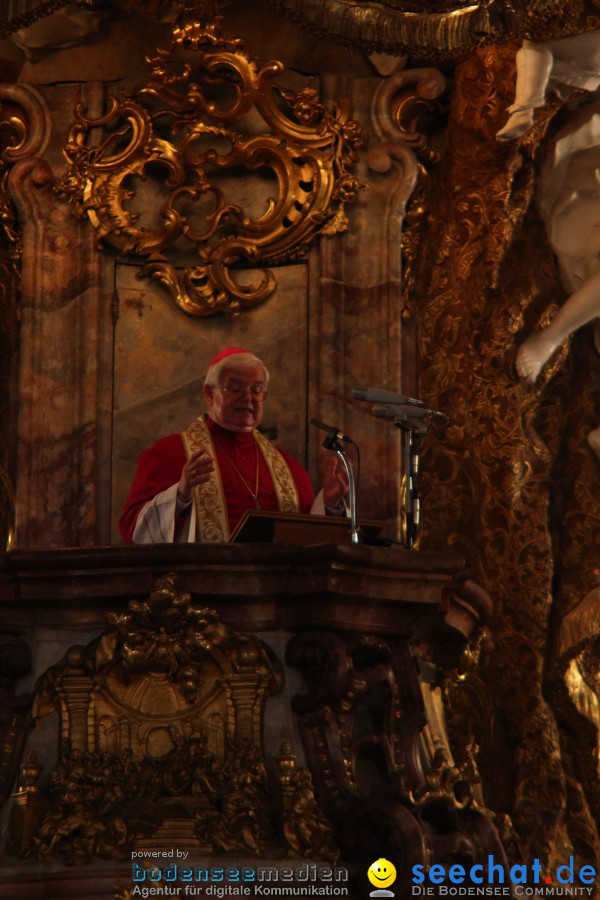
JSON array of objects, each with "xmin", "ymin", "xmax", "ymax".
[{"xmin": 220, "ymin": 383, "xmax": 266, "ymax": 398}]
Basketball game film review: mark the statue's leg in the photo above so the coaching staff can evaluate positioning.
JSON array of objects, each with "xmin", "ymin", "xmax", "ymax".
[
  {"xmin": 497, "ymin": 41, "xmax": 554, "ymax": 141},
  {"xmin": 517, "ymin": 270, "xmax": 600, "ymax": 381}
]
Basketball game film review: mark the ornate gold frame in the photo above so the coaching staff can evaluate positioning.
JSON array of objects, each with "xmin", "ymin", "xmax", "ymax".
[{"xmin": 58, "ymin": 15, "xmax": 365, "ymax": 316}]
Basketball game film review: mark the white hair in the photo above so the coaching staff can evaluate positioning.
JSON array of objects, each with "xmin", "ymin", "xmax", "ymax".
[{"xmin": 204, "ymin": 352, "xmax": 269, "ymax": 388}]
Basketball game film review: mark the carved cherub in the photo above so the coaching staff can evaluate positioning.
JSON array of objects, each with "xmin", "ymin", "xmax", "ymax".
[
  {"xmin": 496, "ymin": 33, "xmax": 600, "ymax": 142},
  {"xmin": 283, "ymin": 769, "xmax": 340, "ymax": 864}
]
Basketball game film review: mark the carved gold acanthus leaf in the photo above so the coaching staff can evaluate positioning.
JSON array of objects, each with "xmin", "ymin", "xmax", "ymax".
[{"xmin": 57, "ymin": 15, "xmax": 365, "ymax": 317}]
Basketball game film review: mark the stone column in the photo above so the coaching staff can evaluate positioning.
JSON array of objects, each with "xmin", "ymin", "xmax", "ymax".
[
  {"xmin": 310, "ymin": 69, "xmax": 445, "ymax": 537},
  {"xmin": 6, "ymin": 81, "xmax": 115, "ymax": 548}
]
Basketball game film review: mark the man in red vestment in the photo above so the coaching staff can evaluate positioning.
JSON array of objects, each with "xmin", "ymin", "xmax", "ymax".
[{"xmin": 119, "ymin": 347, "xmax": 348, "ymax": 543}]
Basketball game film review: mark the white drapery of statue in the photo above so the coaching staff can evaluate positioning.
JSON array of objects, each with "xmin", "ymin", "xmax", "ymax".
[
  {"xmin": 498, "ymin": 31, "xmax": 600, "ymax": 458},
  {"xmin": 496, "ymin": 31, "xmax": 600, "ymax": 141}
]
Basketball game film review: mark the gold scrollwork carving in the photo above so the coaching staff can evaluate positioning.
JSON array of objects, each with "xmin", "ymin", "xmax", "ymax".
[
  {"xmin": 15, "ymin": 573, "xmax": 285, "ymax": 863},
  {"xmin": 57, "ymin": 14, "xmax": 365, "ymax": 317},
  {"xmin": 409, "ymin": 43, "xmax": 600, "ymax": 869}
]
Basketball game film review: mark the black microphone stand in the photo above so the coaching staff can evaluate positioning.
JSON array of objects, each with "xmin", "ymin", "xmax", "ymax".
[
  {"xmin": 353, "ymin": 387, "xmax": 449, "ymax": 550},
  {"xmin": 320, "ymin": 433, "xmax": 361, "ymax": 545},
  {"xmin": 395, "ymin": 418, "xmax": 426, "ymax": 549}
]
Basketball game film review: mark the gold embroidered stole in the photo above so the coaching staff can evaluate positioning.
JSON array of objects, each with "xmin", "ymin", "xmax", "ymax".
[
  {"xmin": 254, "ymin": 429, "xmax": 300, "ymax": 514},
  {"xmin": 182, "ymin": 418, "xmax": 229, "ymax": 543},
  {"xmin": 182, "ymin": 418, "xmax": 300, "ymax": 542}
]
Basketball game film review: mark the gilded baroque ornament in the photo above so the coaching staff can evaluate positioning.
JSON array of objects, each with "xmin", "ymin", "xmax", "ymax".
[
  {"xmin": 9, "ymin": 573, "xmax": 340, "ymax": 865},
  {"xmin": 406, "ymin": 44, "xmax": 600, "ymax": 870},
  {"xmin": 10, "ymin": 574, "xmax": 287, "ymax": 862},
  {"xmin": 57, "ymin": 14, "xmax": 365, "ymax": 316}
]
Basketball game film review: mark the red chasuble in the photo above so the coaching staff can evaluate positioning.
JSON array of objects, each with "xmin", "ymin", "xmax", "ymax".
[{"xmin": 119, "ymin": 418, "xmax": 314, "ymax": 543}]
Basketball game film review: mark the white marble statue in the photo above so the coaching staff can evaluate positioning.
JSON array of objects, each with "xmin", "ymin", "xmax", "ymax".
[
  {"xmin": 497, "ymin": 32, "xmax": 600, "ymax": 459},
  {"xmin": 496, "ymin": 32, "xmax": 600, "ymax": 141}
]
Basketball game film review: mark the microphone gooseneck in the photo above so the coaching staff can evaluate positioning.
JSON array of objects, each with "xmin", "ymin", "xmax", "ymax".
[
  {"xmin": 352, "ymin": 387, "xmax": 428, "ymax": 408},
  {"xmin": 310, "ymin": 418, "xmax": 353, "ymax": 443},
  {"xmin": 310, "ymin": 417, "xmax": 361, "ymax": 544}
]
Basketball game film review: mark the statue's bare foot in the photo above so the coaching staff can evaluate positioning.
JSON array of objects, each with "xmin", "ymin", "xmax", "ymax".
[
  {"xmin": 588, "ymin": 426, "xmax": 600, "ymax": 461},
  {"xmin": 516, "ymin": 331, "xmax": 558, "ymax": 383},
  {"xmin": 496, "ymin": 108, "xmax": 535, "ymax": 142}
]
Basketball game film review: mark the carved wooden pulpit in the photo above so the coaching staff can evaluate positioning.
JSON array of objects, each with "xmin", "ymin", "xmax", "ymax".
[{"xmin": 0, "ymin": 542, "xmax": 508, "ymax": 898}]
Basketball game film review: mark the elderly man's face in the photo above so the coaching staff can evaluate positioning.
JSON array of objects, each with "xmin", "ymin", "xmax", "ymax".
[{"xmin": 204, "ymin": 363, "xmax": 266, "ymax": 432}]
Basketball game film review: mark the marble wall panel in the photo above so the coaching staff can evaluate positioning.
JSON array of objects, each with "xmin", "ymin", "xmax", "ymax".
[
  {"xmin": 112, "ymin": 261, "xmax": 309, "ymax": 542},
  {"xmin": 9, "ymin": 81, "xmax": 114, "ymax": 549}
]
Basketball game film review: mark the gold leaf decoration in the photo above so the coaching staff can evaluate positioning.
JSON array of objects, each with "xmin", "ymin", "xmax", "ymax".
[
  {"xmin": 405, "ymin": 43, "xmax": 600, "ymax": 870},
  {"xmin": 57, "ymin": 15, "xmax": 365, "ymax": 317},
  {"xmin": 15, "ymin": 573, "xmax": 284, "ymax": 863}
]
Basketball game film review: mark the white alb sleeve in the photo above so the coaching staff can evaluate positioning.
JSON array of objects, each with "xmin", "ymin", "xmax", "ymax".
[
  {"xmin": 310, "ymin": 489, "xmax": 326, "ymax": 515},
  {"xmin": 131, "ymin": 483, "xmax": 196, "ymax": 543}
]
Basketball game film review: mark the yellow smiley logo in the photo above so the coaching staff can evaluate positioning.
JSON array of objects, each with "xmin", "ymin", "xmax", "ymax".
[{"xmin": 367, "ymin": 858, "xmax": 397, "ymax": 889}]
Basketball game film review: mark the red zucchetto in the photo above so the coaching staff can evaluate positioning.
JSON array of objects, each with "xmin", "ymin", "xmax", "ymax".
[{"xmin": 208, "ymin": 347, "xmax": 253, "ymax": 367}]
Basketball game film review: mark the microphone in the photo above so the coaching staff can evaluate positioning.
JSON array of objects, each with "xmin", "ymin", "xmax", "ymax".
[
  {"xmin": 353, "ymin": 387, "xmax": 428, "ymax": 408},
  {"xmin": 372, "ymin": 405, "xmax": 449, "ymax": 424},
  {"xmin": 310, "ymin": 418, "xmax": 352, "ymax": 443}
]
